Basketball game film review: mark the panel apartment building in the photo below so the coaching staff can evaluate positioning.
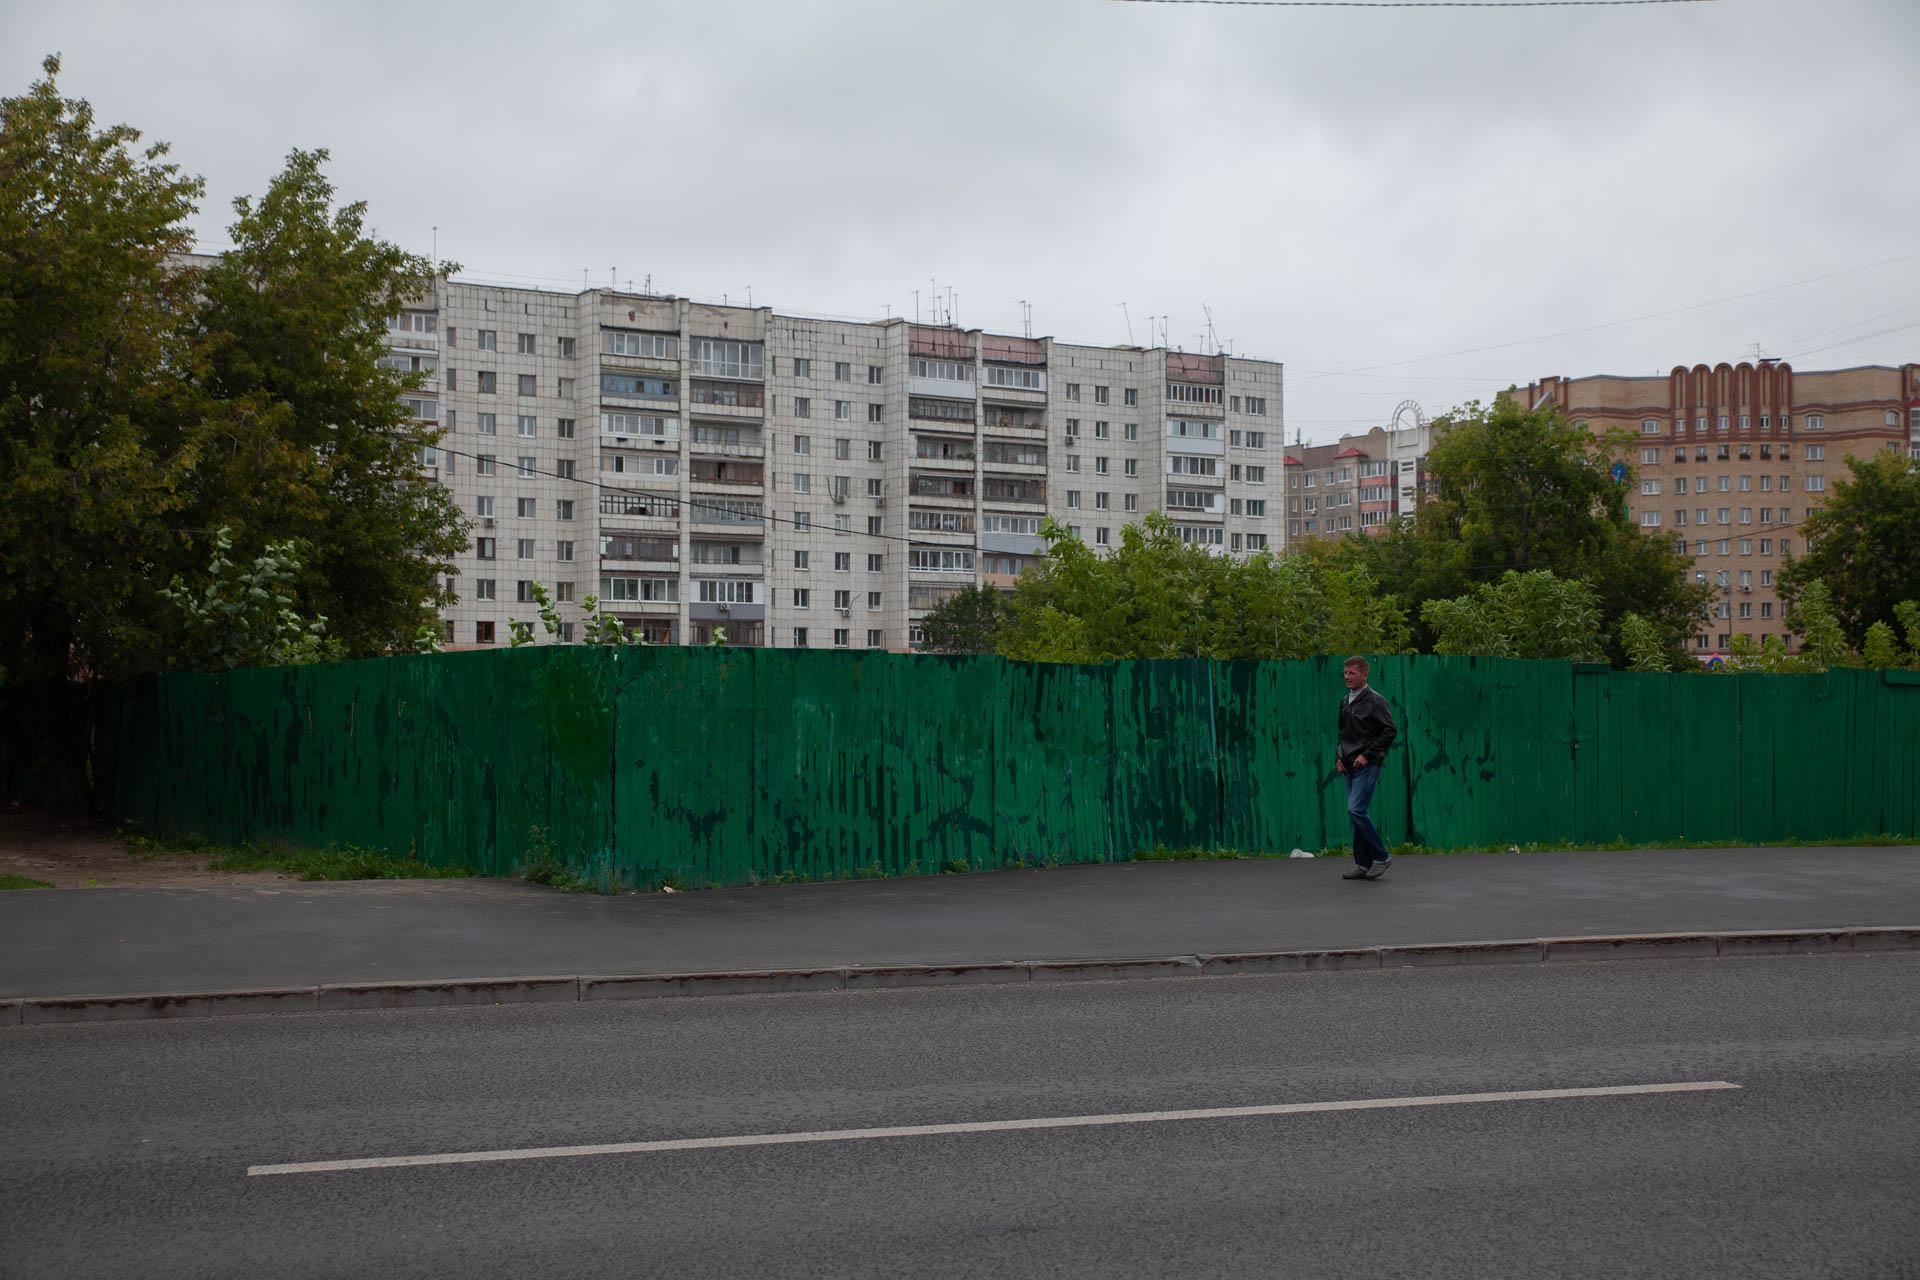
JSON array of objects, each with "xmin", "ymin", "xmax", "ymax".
[
  {"xmin": 1518, "ymin": 361, "xmax": 1920, "ymax": 653},
  {"xmin": 1280, "ymin": 425, "xmax": 1433, "ymax": 543},
  {"xmin": 388, "ymin": 280, "xmax": 1286, "ymax": 650}
]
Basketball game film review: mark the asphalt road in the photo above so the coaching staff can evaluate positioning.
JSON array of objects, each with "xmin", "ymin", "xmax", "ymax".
[
  {"xmin": 2, "ymin": 952, "xmax": 1916, "ymax": 1279},
  {"xmin": 4, "ymin": 845, "xmax": 1919, "ymax": 996}
]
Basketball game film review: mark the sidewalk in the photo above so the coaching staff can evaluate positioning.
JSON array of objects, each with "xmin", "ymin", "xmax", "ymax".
[{"xmin": 3, "ymin": 846, "xmax": 1917, "ymax": 999}]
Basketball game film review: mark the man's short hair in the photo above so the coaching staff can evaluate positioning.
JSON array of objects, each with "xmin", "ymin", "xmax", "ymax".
[{"xmin": 1343, "ymin": 656, "xmax": 1369, "ymax": 674}]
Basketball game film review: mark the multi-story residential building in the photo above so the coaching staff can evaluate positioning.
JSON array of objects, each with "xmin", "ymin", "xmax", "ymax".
[
  {"xmin": 391, "ymin": 280, "xmax": 1286, "ymax": 651},
  {"xmin": 1517, "ymin": 361, "xmax": 1920, "ymax": 653},
  {"xmin": 1282, "ymin": 426, "xmax": 1430, "ymax": 543}
]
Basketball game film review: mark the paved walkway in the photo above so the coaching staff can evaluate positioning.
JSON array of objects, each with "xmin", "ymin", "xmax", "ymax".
[{"xmin": 2, "ymin": 846, "xmax": 1916, "ymax": 998}]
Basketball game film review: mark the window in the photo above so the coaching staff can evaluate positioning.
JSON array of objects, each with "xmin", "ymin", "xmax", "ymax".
[
  {"xmin": 1095, "ymin": 492, "xmax": 1110, "ymax": 510},
  {"xmin": 558, "ymin": 418, "xmax": 576, "ymax": 439},
  {"xmin": 1245, "ymin": 397, "xmax": 1267, "ymax": 416},
  {"xmin": 1064, "ymin": 383, "xmax": 1080, "ymax": 401},
  {"xmin": 1805, "ymin": 414, "xmax": 1824, "ymax": 430},
  {"xmin": 832, "ymin": 628, "xmax": 850, "ymax": 648},
  {"xmin": 793, "ymin": 588, "xmax": 811, "ymax": 608},
  {"xmin": 558, "ymin": 499, "xmax": 574, "ymax": 520},
  {"xmin": 517, "ymin": 415, "xmax": 537, "ymax": 438},
  {"xmin": 868, "ymin": 554, "xmax": 884, "ymax": 572},
  {"xmin": 515, "ymin": 579, "xmax": 536, "ymax": 603},
  {"xmin": 516, "ymin": 538, "xmax": 535, "ymax": 559},
  {"xmin": 867, "ymin": 441, "xmax": 884, "ymax": 461},
  {"xmin": 1246, "ymin": 500, "xmax": 1267, "ymax": 517},
  {"xmin": 984, "ymin": 365, "xmax": 1045, "ymax": 391},
  {"xmin": 1124, "ymin": 388, "xmax": 1138, "ymax": 407},
  {"xmin": 795, "ymin": 511, "xmax": 811, "ymax": 529},
  {"xmin": 868, "ymin": 629, "xmax": 884, "ymax": 647},
  {"xmin": 908, "ymin": 548, "xmax": 976, "ymax": 572},
  {"xmin": 1805, "ymin": 444, "xmax": 1824, "ymax": 460},
  {"xmin": 793, "ymin": 435, "xmax": 811, "ymax": 455},
  {"xmin": 1064, "ymin": 419, "xmax": 1080, "ymax": 438},
  {"xmin": 1169, "ymin": 455, "xmax": 1218, "ymax": 476},
  {"xmin": 558, "ymin": 377, "xmax": 575, "ymax": 399},
  {"xmin": 834, "ymin": 552, "xmax": 851, "ymax": 572},
  {"xmin": 516, "ymin": 332, "xmax": 535, "ymax": 354},
  {"xmin": 475, "ymin": 621, "xmax": 495, "ymax": 645},
  {"xmin": 695, "ymin": 579, "xmax": 757, "ymax": 604},
  {"xmin": 793, "ymin": 358, "xmax": 811, "ymax": 379},
  {"xmin": 1065, "ymin": 455, "xmax": 1080, "ymax": 473},
  {"xmin": 832, "ymin": 589, "xmax": 852, "ymax": 610},
  {"xmin": 556, "ymin": 460, "xmax": 575, "ymax": 480},
  {"xmin": 834, "ymin": 361, "xmax": 851, "ymax": 381},
  {"xmin": 1641, "ymin": 480, "xmax": 1661, "ymax": 496},
  {"xmin": 868, "ymin": 364, "xmax": 883, "ymax": 384},
  {"xmin": 1642, "ymin": 419, "xmax": 1661, "ymax": 435},
  {"xmin": 478, "ymin": 330, "xmax": 497, "ymax": 351},
  {"xmin": 834, "ymin": 438, "xmax": 851, "ymax": 461},
  {"xmin": 868, "ymin": 403, "xmax": 883, "ymax": 423},
  {"xmin": 1095, "ymin": 456, "xmax": 1109, "ymax": 474},
  {"xmin": 517, "ymin": 497, "xmax": 536, "ymax": 518},
  {"xmin": 1094, "ymin": 421, "xmax": 1110, "ymax": 440},
  {"xmin": 792, "ymin": 628, "xmax": 809, "ymax": 648},
  {"xmin": 478, "ymin": 371, "xmax": 497, "ymax": 394},
  {"xmin": 1806, "ymin": 475, "xmax": 1826, "ymax": 492},
  {"xmin": 689, "ymin": 338, "xmax": 764, "ymax": 380},
  {"xmin": 792, "ymin": 473, "xmax": 811, "ymax": 494},
  {"xmin": 1166, "ymin": 383, "xmax": 1223, "ymax": 405},
  {"xmin": 1167, "ymin": 419, "xmax": 1220, "ymax": 440},
  {"xmin": 834, "ymin": 400, "xmax": 851, "ymax": 421},
  {"xmin": 1125, "ymin": 423, "xmax": 1139, "ymax": 441},
  {"xmin": 558, "ymin": 336, "xmax": 575, "ymax": 358},
  {"xmin": 1125, "ymin": 459, "xmax": 1139, "ymax": 477},
  {"xmin": 1246, "ymin": 465, "xmax": 1265, "ymax": 483},
  {"xmin": 517, "ymin": 374, "xmax": 537, "ymax": 396},
  {"xmin": 1641, "ymin": 448, "xmax": 1659, "ymax": 464},
  {"xmin": 444, "ymin": 369, "xmax": 458, "ymax": 391},
  {"xmin": 793, "ymin": 550, "xmax": 811, "ymax": 571},
  {"xmin": 474, "ymin": 579, "xmax": 497, "ymax": 601},
  {"xmin": 475, "ymin": 537, "xmax": 496, "ymax": 560},
  {"xmin": 1066, "ymin": 490, "xmax": 1080, "ymax": 508},
  {"xmin": 476, "ymin": 495, "xmax": 496, "ymax": 517},
  {"xmin": 867, "ymin": 592, "xmax": 882, "ymax": 610},
  {"xmin": 517, "ymin": 456, "xmax": 536, "ymax": 477},
  {"xmin": 477, "ymin": 455, "xmax": 496, "ymax": 475},
  {"xmin": 794, "ymin": 397, "xmax": 811, "ymax": 419}
]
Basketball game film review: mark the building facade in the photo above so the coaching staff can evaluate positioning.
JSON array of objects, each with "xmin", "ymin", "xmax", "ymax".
[
  {"xmin": 1517, "ymin": 361, "xmax": 1920, "ymax": 653},
  {"xmin": 1282, "ymin": 425, "xmax": 1432, "ymax": 543},
  {"xmin": 390, "ymin": 280, "xmax": 1286, "ymax": 650}
]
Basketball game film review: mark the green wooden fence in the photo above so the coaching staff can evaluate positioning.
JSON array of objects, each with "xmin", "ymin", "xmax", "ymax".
[{"xmin": 88, "ymin": 648, "xmax": 1920, "ymax": 887}]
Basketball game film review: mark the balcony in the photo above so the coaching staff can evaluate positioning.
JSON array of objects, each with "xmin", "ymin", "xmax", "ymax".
[
  {"xmin": 688, "ymin": 380, "xmax": 765, "ymax": 417},
  {"xmin": 689, "ymin": 438, "xmax": 765, "ymax": 459},
  {"xmin": 981, "ymin": 477, "xmax": 1047, "ymax": 506},
  {"xmin": 601, "ymin": 429, "xmax": 680, "ymax": 453},
  {"xmin": 909, "ymin": 474, "xmax": 975, "ymax": 504},
  {"xmin": 689, "ymin": 460, "xmax": 764, "ymax": 488},
  {"xmin": 908, "ymin": 375, "xmax": 978, "ymax": 401}
]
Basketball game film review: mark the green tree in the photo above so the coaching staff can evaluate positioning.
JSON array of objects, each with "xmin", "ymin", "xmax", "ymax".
[
  {"xmin": 1422, "ymin": 570, "xmax": 1606, "ymax": 662},
  {"xmin": 1618, "ymin": 612, "xmax": 1671, "ymax": 672},
  {"xmin": 1406, "ymin": 395, "xmax": 1710, "ymax": 663},
  {"xmin": 1784, "ymin": 579, "xmax": 1851, "ymax": 672},
  {"xmin": 918, "ymin": 584, "xmax": 1012, "ymax": 654},
  {"xmin": 157, "ymin": 526, "xmax": 340, "ymax": 671},
  {"xmin": 1777, "ymin": 452, "xmax": 1920, "ymax": 645},
  {"xmin": 0, "ymin": 56, "xmax": 207, "ymax": 799},
  {"xmin": 1861, "ymin": 622, "xmax": 1901, "ymax": 670},
  {"xmin": 184, "ymin": 148, "xmax": 465, "ymax": 657}
]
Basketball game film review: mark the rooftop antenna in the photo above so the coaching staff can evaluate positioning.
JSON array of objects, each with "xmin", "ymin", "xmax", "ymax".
[
  {"xmin": 431, "ymin": 225, "xmax": 438, "ymax": 274},
  {"xmin": 1203, "ymin": 304, "xmax": 1219, "ymax": 355},
  {"xmin": 1120, "ymin": 302, "xmax": 1135, "ymax": 346},
  {"xmin": 1019, "ymin": 300, "xmax": 1032, "ymax": 339},
  {"xmin": 643, "ymin": 273, "xmax": 652, "ymax": 295},
  {"xmin": 913, "ymin": 289, "xmax": 921, "ymax": 324},
  {"xmin": 746, "ymin": 286, "xmax": 754, "ymax": 307},
  {"xmin": 582, "ymin": 269, "xmax": 589, "ymax": 290},
  {"xmin": 950, "ymin": 289, "xmax": 959, "ymax": 328}
]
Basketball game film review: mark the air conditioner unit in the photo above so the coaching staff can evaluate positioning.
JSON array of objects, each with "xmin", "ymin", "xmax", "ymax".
[
  {"xmin": 874, "ymin": 497, "xmax": 887, "ymax": 507},
  {"xmin": 718, "ymin": 603, "xmax": 731, "ymax": 612},
  {"xmin": 614, "ymin": 434, "xmax": 630, "ymax": 444},
  {"xmin": 832, "ymin": 493, "xmax": 848, "ymax": 504},
  {"xmin": 837, "ymin": 608, "xmax": 851, "ymax": 618},
  {"xmin": 481, "ymin": 517, "xmax": 496, "ymax": 529}
]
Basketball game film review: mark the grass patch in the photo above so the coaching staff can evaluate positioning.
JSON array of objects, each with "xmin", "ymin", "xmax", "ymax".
[
  {"xmin": 518, "ymin": 826, "xmax": 596, "ymax": 893},
  {"xmin": 123, "ymin": 829, "xmax": 476, "ymax": 881},
  {"xmin": 1132, "ymin": 833, "xmax": 1916, "ymax": 862},
  {"xmin": 0, "ymin": 874, "xmax": 54, "ymax": 890}
]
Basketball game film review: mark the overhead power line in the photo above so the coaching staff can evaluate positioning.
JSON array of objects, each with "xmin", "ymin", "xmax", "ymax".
[{"xmin": 1113, "ymin": 0, "xmax": 1713, "ymax": 8}]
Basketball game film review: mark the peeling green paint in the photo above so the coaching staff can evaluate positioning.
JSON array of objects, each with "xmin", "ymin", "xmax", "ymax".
[{"xmin": 87, "ymin": 649, "xmax": 1919, "ymax": 888}]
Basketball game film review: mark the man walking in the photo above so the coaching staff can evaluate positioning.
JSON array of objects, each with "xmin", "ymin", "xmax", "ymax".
[{"xmin": 1336, "ymin": 656, "xmax": 1398, "ymax": 880}]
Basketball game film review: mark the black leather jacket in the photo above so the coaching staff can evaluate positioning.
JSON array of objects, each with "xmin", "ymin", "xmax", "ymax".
[{"xmin": 1337, "ymin": 686, "xmax": 1398, "ymax": 769}]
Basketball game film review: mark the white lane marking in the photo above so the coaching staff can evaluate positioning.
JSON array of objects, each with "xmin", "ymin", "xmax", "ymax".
[{"xmin": 247, "ymin": 1081, "xmax": 1739, "ymax": 1177}]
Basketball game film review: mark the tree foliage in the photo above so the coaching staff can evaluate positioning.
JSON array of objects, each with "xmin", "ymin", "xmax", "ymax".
[
  {"xmin": 1422, "ymin": 570, "xmax": 1606, "ymax": 662},
  {"xmin": 1777, "ymin": 451, "xmax": 1920, "ymax": 646},
  {"xmin": 1617, "ymin": 612, "xmax": 1670, "ymax": 673},
  {"xmin": 994, "ymin": 515, "xmax": 1409, "ymax": 663},
  {"xmin": 157, "ymin": 526, "xmax": 340, "ymax": 671},
  {"xmin": 917, "ymin": 585, "xmax": 1013, "ymax": 654}
]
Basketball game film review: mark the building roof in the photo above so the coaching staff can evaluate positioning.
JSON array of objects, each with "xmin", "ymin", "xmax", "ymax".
[
  {"xmin": 1334, "ymin": 447, "xmax": 1368, "ymax": 459},
  {"xmin": 1284, "ymin": 455, "xmax": 1305, "ymax": 466}
]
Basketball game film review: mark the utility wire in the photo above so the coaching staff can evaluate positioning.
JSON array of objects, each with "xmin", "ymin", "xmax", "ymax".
[{"xmin": 1114, "ymin": 0, "xmax": 1711, "ymax": 6}]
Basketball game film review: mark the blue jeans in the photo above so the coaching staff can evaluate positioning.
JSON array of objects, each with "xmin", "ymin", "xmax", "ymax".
[{"xmin": 1345, "ymin": 763, "xmax": 1388, "ymax": 867}]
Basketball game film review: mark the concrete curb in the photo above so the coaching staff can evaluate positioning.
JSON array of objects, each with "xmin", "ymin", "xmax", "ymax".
[{"xmin": 8, "ymin": 925, "xmax": 1916, "ymax": 1027}]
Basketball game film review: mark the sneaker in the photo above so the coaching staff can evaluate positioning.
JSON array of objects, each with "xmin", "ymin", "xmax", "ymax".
[
  {"xmin": 1364, "ymin": 859, "xmax": 1391, "ymax": 879},
  {"xmin": 1341, "ymin": 867, "xmax": 1370, "ymax": 880}
]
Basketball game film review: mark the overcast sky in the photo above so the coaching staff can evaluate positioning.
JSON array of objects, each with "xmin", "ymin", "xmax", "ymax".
[{"xmin": 6, "ymin": 0, "xmax": 1918, "ymax": 441}]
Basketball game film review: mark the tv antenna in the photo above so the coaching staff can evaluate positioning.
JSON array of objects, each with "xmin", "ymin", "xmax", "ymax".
[
  {"xmin": 1119, "ymin": 302, "xmax": 1135, "ymax": 346},
  {"xmin": 1018, "ymin": 300, "xmax": 1032, "ymax": 339}
]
